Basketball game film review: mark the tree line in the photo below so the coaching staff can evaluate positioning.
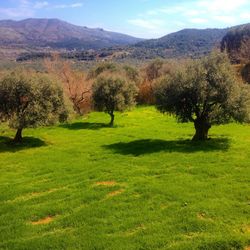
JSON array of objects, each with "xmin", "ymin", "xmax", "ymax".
[{"xmin": 0, "ymin": 52, "xmax": 249, "ymax": 143}]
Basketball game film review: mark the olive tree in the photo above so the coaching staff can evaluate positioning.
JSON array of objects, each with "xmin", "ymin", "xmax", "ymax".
[
  {"xmin": 88, "ymin": 62, "xmax": 139, "ymax": 84},
  {"xmin": 92, "ymin": 75, "xmax": 137, "ymax": 126},
  {"xmin": 0, "ymin": 72, "xmax": 68, "ymax": 143},
  {"xmin": 155, "ymin": 53, "xmax": 250, "ymax": 141}
]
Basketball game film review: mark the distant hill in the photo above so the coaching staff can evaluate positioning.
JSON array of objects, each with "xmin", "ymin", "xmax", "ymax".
[
  {"xmin": 131, "ymin": 28, "xmax": 230, "ymax": 59},
  {"xmin": 221, "ymin": 23, "xmax": 250, "ymax": 63},
  {"xmin": 0, "ymin": 18, "xmax": 142, "ymax": 50},
  {"xmin": 1, "ymin": 18, "xmax": 249, "ymax": 62}
]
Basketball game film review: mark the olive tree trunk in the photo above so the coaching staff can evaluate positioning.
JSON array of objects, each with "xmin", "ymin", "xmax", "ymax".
[
  {"xmin": 13, "ymin": 128, "xmax": 23, "ymax": 143},
  {"xmin": 192, "ymin": 119, "xmax": 211, "ymax": 141},
  {"xmin": 109, "ymin": 111, "xmax": 115, "ymax": 127}
]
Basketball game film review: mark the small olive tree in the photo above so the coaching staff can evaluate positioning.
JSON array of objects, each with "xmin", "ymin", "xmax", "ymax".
[
  {"xmin": 0, "ymin": 72, "xmax": 68, "ymax": 143},
  {"xmin": 92, "ymin": 75, "xmax": 137, "ymax": 126},
  {"xmin": 155, "ymin": 53, "xmax": 250, "ymax": 141}
]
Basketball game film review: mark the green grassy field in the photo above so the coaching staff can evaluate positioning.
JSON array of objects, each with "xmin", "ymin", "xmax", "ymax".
[{"xmin": 0, "ymin": 106, "xmax": 249, "ymax": 250}]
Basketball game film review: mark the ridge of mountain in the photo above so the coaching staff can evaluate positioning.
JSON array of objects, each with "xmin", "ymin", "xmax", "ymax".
[{"xmin": 0, "ymin": 18, "xmax": 142, "ymax": 50}]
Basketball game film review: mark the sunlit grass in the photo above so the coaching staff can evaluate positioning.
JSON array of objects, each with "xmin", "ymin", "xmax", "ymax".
[{"xmin": 0, "ymin": 106, "xmax": 249, "ymax": 250}]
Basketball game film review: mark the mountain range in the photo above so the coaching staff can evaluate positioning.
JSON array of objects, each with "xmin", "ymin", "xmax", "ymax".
[
  {"xmin": 0, "ymin": 18, "xmax": 249, "ymax": 60},
  {"xmin": 133, "ymin": 28, "xmax": 229, "ymax": 58},
  {"xmin": 0, "ymin": 18, "xmax": 142, "ymax": 50}
]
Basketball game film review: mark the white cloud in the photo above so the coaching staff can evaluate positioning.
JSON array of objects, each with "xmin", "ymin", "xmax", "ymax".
[
  {"xmin": 159, "ymin": 6, "xmax": 186, "ymax": 15},
  {"xmin": 19, "ymin": 0, "xmax": 30, "ymax": 5},
  {"xmin": 0, "ymin": 0, "xmax": 34, "ymax": 17},
  {"xmin": 128, "ymin": 19, "xmax": 163, "ymax": 29},
  {"xmin": 145, "ymin": 6, "xmax": 186, "ymax": 16},
  {"xmin": 184, "ymin": 9, "xmax": 206, "ymax": 17},
  {"xmin": 212, "ymin": 15, "xmax": 236, "ymax": 24},
  {"xmin": 71, "ymin": 3, "xmax": 83, "ymax": 8},
  {"xmin": 240, "ymin": 12, "xmax": 250, "ymax": 20},
  {"xmin": 127, "ymin": 18, "xmax": 170, "ymax": 38},
  {"xmin": 34, "ymin": 1, "xmax": 49, "ymax": 9},
  {"xmin": 0, "ymin": 1, "xmax": 84, "ymax": 18},
  {"xmin": 130, "ymin": 0, "xmax": 250, "ymax": 37},
  {"xmin": 0, "ymin": 7, "xmax": 34, "ymax": 18},
  {"xmin": 190, "ymin": 18, "xmax": 208, "ymax": 24},
  {"xmin": 128, "ymin": 18, "xmax": 165, "ymax": 30},
  {"xmin": 54, "ymin": 3, "xmax": 83, "ymax": 9},
  {"xmin": 146, "ymin": 10, "xmax": 158, "ymax": 16},
  {"xmin": 197, "ymin": 0, "xmax": 248, "ymax": 13}
]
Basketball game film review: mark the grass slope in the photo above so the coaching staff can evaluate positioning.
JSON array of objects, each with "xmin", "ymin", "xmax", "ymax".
[{"xmin": 0, "ymin": 106, "xmax": 249, "ymax": 250}]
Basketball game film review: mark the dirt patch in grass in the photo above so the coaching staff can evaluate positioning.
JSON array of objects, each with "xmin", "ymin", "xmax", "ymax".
[
  {"xmin": 197, "ymin": 213, "xmax": 206, "ymax": 220},
  {"xmin": 197, "ymin": 213, "xmax": 213, "ymax": 221},
  {"xmin": 124, "ymin": 224, "xmax": 146, "ymax": 236},
  {"xmin": 31, "ymin": 216, "xmax": 54, "ymax": 225},
  {"xmin": 107, "ymin": 189, "xmax": 124, "ymax": 197},
  {"xmin": 6, "ymin": 187, "xmax": 66, "ymax": 203},
  {"xmin": 160, "ymin": 203, "xmax": 169, "ymax": 210},
  {"xmin": 244, "ymin": 246, "xmax": 250, "ymax": 250},
  {"xmin": 95, "ymin": 181, "xmax": 117, "ymax": 187},
  {"xmin": 245, "ymin": 225, "xmax": 250, "ymax": 233},
  {"xmin": 184, "ymin": 232, "xmax": 203, "ymax": 239},
  {"xmin": 241, "ymin": 225, "xmax": 250, "ymax": 234}
]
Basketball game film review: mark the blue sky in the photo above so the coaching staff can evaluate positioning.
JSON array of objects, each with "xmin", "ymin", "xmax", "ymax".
[{"xmin": 0, "ymin": 0, "xmax": 250, "ymax": 38}]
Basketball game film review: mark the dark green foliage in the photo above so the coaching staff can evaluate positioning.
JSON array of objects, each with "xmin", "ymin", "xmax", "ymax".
[
  {"xmin": 16, "ymin": 47, "xmax": 126, "ymax": 62},
  {"xmin": 16, "ymin": 52, "xmax": 52, "ymax": 62},
  {"xmin": 155, "ymin": 52, "xmax": 250, "ymax": 140},
  {"xmin": 0, "ymin": 71, "xmax": 68, "ymax": 142},
  {"xmin": 92, "ymin": 76, "xmax": 137, "ymax": 126},
  {"xmin": 87, "ymin": 62, "xmax": 118, "ymax": 79},
  {"xmin": 88, "ymin": 62, "xmax": 139, "ymax": 84}
]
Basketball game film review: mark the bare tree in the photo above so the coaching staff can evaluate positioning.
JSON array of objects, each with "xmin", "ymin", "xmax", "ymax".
[{"xmin": 44, "ymin": 55, "xmax": 92, "ymax": 115}]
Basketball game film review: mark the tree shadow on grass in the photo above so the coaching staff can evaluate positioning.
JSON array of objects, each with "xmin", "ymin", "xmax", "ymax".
[
  {"xmin": 60, "ymin": 122, "xmax": 109, "ymax": 130},
  {"xmin": 0, "ymin": 136, "xmax": 47, "ymax": 153},
  {"xmin": 103, "ymin": 138, "xmax": 230, "ymax": 156}
]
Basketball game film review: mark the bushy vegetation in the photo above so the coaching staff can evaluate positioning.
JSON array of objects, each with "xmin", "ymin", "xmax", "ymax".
[
  {"xmin": 1, "ymin": 52, "xmax": 249, "ymax": 141},
  {"xmin": 0, "ymin": 71, "xmax": 67, "ymax": 142},
  {"xmin": 242, "ymin": 63, "xmax": 250, "ymax": 84},
  {"xmin": 44, "ymin": 55, "xmax": 92, "ymax": 115},
  {"xmin": 137, "ymin": 59, "xmax": 178, "ymax": 105}
]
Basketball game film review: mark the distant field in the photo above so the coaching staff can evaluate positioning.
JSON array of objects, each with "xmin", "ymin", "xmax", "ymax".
[{"xmin": 0, "ymin": 106, "xmax": 249, "ymax": 250}]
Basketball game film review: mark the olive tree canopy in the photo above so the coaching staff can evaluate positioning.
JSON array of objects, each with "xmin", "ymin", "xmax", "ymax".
[
  {"xmin": 155, "ymin": 53, "xmax": 250, "ymax": 141},
  {"xmin": 0, "ymin": 72, "xmax": 68, "ymax": 142},
  {"xmin": 92, "ymin": 75, "xmax": 137, "ymax": 126}
]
